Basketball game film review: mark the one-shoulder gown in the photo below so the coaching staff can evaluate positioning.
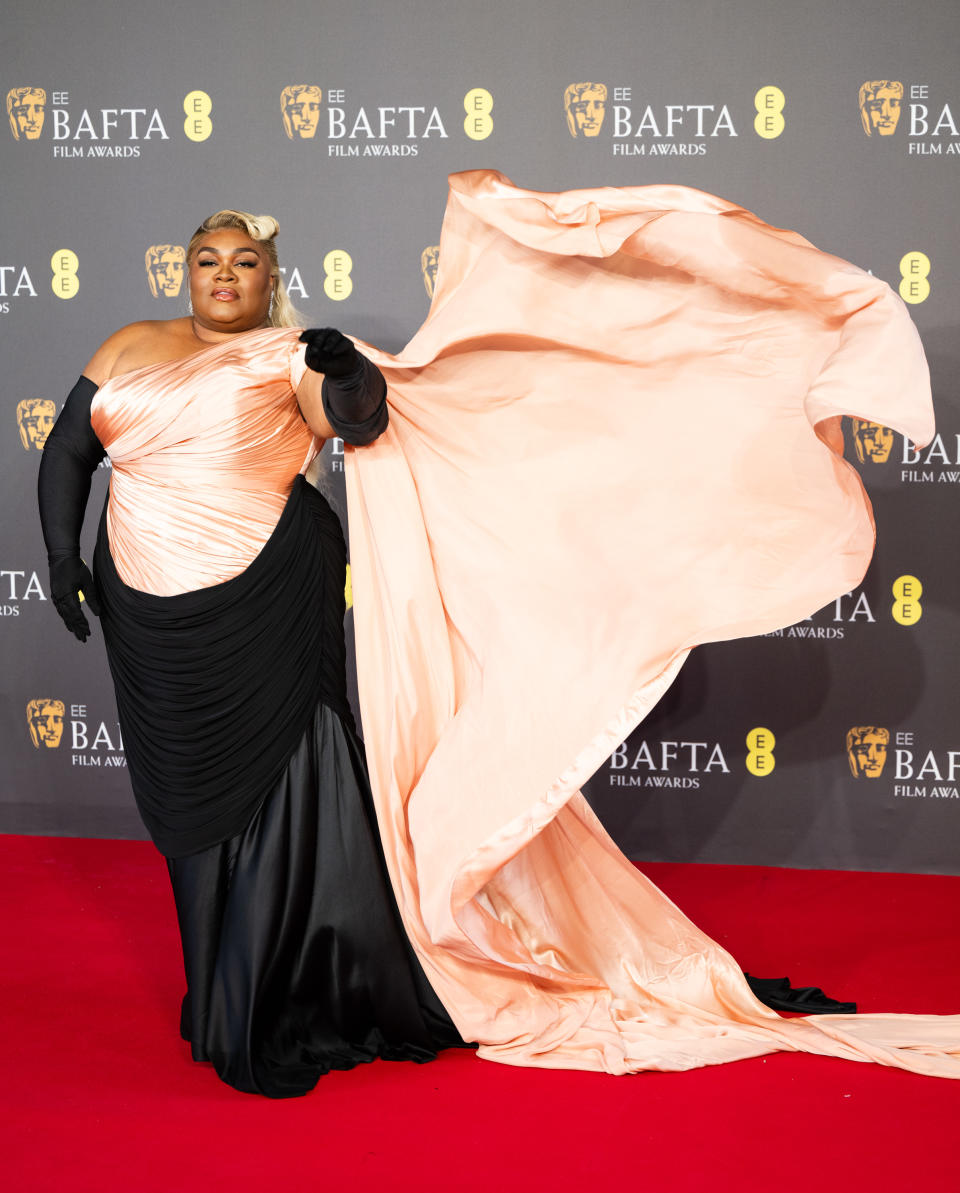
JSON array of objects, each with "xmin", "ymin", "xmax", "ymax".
[
  {"xmin": 90, "ymin": 331, "xmax": 462, "ymax": 1097},
  {"xmin": 90, "ymin": 171, "xmax": 960, "ymax": 1093}
]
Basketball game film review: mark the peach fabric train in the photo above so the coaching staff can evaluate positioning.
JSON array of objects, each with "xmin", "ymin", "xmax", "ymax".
[{"xmin": 344, "ymin": 171, "xmax": 960, "ymax": 1077}]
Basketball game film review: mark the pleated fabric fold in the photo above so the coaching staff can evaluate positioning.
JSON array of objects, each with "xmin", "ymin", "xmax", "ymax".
[
  {"xmin": 167, "ymin": 702, "xmax": 463, "ymax": 1098},
  {"xmin": 343, "ymin": 170, "xmax": 960, "ymax": 1078},
  {"xmin": 94, "ymin": 476, "xmax": 352, "ymax": 857}
]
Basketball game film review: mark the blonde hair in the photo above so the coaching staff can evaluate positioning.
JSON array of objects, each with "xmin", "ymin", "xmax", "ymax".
[{"xmin": 186, "ymin": 209, "xmax": 301, "ymax": 328}]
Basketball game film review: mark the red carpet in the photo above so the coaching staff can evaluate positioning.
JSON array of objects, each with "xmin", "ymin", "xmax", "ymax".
[{"xmin": 3, "ymin": 834, "xmax": 958, "ymax": 1192}]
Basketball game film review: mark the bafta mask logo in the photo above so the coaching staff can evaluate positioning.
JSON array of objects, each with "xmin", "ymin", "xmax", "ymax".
[
  {"xmin": 17, "ymin": 398, "xmax": 56, "ymax": 451},
  {"xmin": 846, "ymin": 726, "xmax": 890, "ymax": 778},
  {"xmin": 145, "ymin": 244, "xmax": 186, "ymax": 297},
  {"xmin": 851, "ymin": 419, "xmax": 894, "ymax": 464},
  {"xmin": 564, "ymin": 82, "xmax": 607, "ymax": 137},
  {"xmin": 858, "ymin": 80, "xmax": 903, "ymax": 136},
  {"xmin": 281, "ymin": 85, "xmax": 322, "ymax": 139},
  {"xmin": 421, "ymin": 245, "xmax": 440, "ymax": 299},
  {"xmin": 7, "ymin": 86, "xmax": 46, "ymax": 141},
  {"xmin": 27, "ymin": 699, "xmax": 65, "ymax": 749}
]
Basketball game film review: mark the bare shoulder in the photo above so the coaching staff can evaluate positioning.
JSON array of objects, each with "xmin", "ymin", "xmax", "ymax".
[{"xmin": 83, "ymin": 318, "xmax": 193, "ymax": 385}]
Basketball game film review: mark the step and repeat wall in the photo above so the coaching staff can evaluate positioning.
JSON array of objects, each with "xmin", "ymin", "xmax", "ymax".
[{"xmin": 3, "ymin": 0, "xmax": 958, "ymax": 872}]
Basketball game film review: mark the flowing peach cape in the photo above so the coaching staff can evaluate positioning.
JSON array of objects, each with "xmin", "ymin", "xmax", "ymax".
[{"xmin": 344, "ymin": 171, "xmax": 960, "ymax": 1077}]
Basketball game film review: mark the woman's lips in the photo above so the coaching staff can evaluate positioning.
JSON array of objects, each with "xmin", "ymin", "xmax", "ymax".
[{"xmin": 212, "ymin": 288, "xmax": 238, "ymax": 300}]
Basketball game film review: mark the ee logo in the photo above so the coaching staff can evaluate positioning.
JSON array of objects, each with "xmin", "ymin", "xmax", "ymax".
[
  {"xmin": 746, "ymin": 727, "xmax": 776, "ymax": 776},
  {"xmin": 899, "ymin": 252, "xmax": 930, "ymax": 304},
  {"xmin": 324, "ymin": 250, "xmax": 353, "ymax": 301},
  {"xmin": 51, "ymin": 249, "xmax": 78, "ymax": 300},
  {"xmin": 184, "ymin": 91, "xmax": 213, "ymax": 142},
  {"xmin": 892, "ymin": 575, "xmax": 922, "ymax": 625},
  {"xmin": 464, "ymin": 88, "xmax": 493, "ymax": 140},
  {"xmin": 754, "ymin": 86, "xmax": 785, "ymax": 139}
]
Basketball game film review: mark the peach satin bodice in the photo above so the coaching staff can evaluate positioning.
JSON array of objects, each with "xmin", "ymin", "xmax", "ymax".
[{"xmin": 90, "ymin": 327, "xmax": 313, "ymax": 596}]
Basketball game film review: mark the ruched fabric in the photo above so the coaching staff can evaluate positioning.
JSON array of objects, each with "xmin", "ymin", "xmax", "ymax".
[
  {"xmin": 166, "ymin": 702, "xmax": 462, "ymax": 1098},
  {"xmin": 341, "ymin": 170, "xmax": 960, "ymax": 1078},
  {"xmin": 87, "ymin": 327, "xmax": 464, "ymax": 1094},
  {"xmin": 94, "ymin": 477, "xmax": 352, "ymax": 857},
  {"xmin": 90, "ymin": 328, "xmax": 313, "ymax": 596}
]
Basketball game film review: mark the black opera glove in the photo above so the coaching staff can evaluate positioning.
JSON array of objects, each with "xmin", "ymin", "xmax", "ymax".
[
  {"xmin": 37, "ymin": 374, "xmax": 106, "ymax": 641},
  {"xmin": 299, "ymin": 328, "xmax": 389, "ymax": 447},
  {"xmin": 299, "ymin": 327, "xmax": 360, "ymax": 378},
  {"xmin": 49, "ymin": 554, "xmax": 101, "ymax": 643}
]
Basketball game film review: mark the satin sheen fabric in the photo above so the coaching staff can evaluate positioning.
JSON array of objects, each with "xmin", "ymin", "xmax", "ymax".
[
  {"xmin": 93, "ymin": 478, "xmax": 356, "ymax": 857},
  {"xmin": 90, "ymin": 353, "xmax": 463, "ymax": 1090},
  {"xmin": 90, "ymin": 329, "xmax": 312, "ymax": 594},
  {"xmin": 86, "ymin": 171, "xmax": 959, "ymax": 1080},
  {"xmin": 166, "ymin": 702, "xmax": 460, "ymax": 1098},
  {"xmin": 343, "ymin": 171, "xmax": 960, "ymax": 1077}
]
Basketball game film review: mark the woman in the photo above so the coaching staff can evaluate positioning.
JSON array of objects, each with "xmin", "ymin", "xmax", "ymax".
[
  {"xmin": 39, "ymin": 210, "xmax": 462, "ymax": 1098},
  {"xmin": 41, "ymin": 175, "xmax": 960, "ymax": 1090}
]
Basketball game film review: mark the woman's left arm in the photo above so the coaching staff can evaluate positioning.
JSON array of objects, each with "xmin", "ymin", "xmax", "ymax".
[{"xmin": 296, "ymin": 328, "xmax": 388, "ymax": 445}]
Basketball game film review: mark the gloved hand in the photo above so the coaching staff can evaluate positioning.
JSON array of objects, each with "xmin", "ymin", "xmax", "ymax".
[
  {"xmin": 49, "ymin": 554, "xmax": 100, "ymax": 642},
  {"xmin": 299, "ymin": 328, "xmax": 359, "ymax": 378}
]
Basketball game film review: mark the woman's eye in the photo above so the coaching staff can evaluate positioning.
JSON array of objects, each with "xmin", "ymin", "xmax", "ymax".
[{"xmin": 195, "ymin": 257, "xmax": 258, "ymax": 268}]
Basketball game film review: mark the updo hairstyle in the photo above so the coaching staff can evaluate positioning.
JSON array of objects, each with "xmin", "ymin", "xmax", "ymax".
[{"xmin": 186, "ymin": 209, "xmax": 301, "ymax": 328}]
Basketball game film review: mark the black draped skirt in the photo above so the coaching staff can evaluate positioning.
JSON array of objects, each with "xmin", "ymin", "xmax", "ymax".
[
  {"xmin": 166, "ymin": 702, "xmax": 462, "ymax": 1097},
  {"xmin": 94, "ymin": 477, "xmax": 465, "ymax": 1097}
]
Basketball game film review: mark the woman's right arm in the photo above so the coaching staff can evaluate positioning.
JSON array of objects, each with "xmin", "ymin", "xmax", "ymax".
[
  {"xmin": 37, "ymin": 323, "xmax": 151, "ymax": 639},
  {"xmin": 37, "ymin": 376, "xmax": 107, "ymax": 641}
]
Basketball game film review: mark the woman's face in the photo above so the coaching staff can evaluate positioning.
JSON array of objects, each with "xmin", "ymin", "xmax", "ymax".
[{"xmin": 188, "ymin": 228, "xmax": 274, "ymax": 334}]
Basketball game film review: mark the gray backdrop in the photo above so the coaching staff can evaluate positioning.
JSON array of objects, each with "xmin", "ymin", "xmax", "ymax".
[{"xmin": 3, "ymin": 0, "xmax": 958, "ymax": 872}]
